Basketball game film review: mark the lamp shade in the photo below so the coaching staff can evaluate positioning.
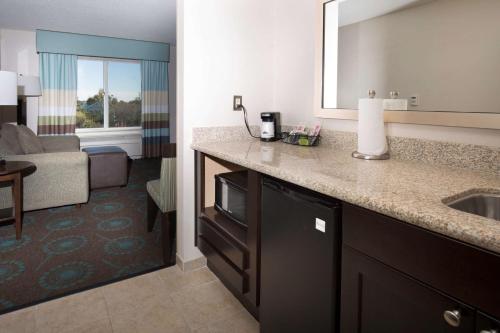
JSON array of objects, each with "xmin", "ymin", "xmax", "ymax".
[
  {"xmin": 18, "ymin": 74, "xmax": 42, "ymax": 97},
  {"xmin": 0, "ymin": 71, "xmax": 18, "ymax": 105}
]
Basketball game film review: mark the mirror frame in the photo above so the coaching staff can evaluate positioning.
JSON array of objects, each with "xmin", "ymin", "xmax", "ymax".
[{"xmin": 313, "ymin": 0, "xmax": 500, "ymax": 129}]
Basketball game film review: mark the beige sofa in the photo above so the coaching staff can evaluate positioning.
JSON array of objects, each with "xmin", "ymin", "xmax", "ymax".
[{"xmin": 0, "ymin": 125, "xmax": 89, "ymax": 211}]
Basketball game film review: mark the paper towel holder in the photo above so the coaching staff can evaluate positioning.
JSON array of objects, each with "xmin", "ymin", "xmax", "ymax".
[
  {"xmin": 352, "ymin": 89, "xmax": 390, "ymax": 160},
  {"xmin": 352, "ymin": 151, "xmax": 390, "ymax": 160}
]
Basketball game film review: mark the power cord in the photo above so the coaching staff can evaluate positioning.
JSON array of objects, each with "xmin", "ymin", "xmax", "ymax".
[{"xmin": 239, "ymin": 104, "xmax": 260, "ymax": 139}]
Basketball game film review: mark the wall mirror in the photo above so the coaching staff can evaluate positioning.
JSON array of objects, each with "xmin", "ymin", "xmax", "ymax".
[{"xmin": 313, "ymin": 0, "xmax": 500, "ymax": 129}]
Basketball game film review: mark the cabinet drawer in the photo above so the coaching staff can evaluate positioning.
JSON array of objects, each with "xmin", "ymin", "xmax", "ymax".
[
  {"xmin": 341, "ymin": 246, "xmax": 475, "ymax": 333},
  {"xmin": 343, "ymin": 203, "xmax": 500, "ymax": 318},
  {"xmin": 198, "ymin": 236, "xmax": 249, "ymax": 294},
  {"xmin": 199, "ymin": 218, "xmax": 248, "ymax": 270}
]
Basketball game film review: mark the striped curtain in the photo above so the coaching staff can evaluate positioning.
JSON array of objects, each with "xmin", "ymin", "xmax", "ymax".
[
  {"xmin": 38, "ymin": 53, "xmax": 78, "ymax": 135},
  {"xmin": 141, "ymin": 60, "xmax": 169, "ymax": 158}
]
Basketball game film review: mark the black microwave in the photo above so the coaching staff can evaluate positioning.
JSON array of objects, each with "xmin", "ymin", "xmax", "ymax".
[{"xmin": 214, "ymin": 171, "xmax": 248, "ymax": 226}]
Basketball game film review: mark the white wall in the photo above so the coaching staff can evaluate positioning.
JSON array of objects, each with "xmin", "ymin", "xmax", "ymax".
[
  {"xmin": 177, "ymin": 0, "xmax": 275, "ymax": 262},
  {"xmin": 0, "ymin": 29, "xmax": 39, "ymax": 133},
  {"xmin": 272, "ymin": 0, "xmax": 317, "ymax": 127}
]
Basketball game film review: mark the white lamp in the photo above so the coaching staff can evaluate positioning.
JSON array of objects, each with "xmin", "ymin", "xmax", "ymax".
[
  {"xmin": 0, "ymin": 71, "xmax": 18, "ymax": 105},
  {"xmin": 18, "ymin": 74, "xmax": 42, "ymax": 97}
]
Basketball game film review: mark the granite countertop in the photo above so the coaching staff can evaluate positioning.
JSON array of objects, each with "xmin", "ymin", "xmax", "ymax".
[{"xmin": 192, "ymin": 139, "xmax": 500, "ymax": 254}]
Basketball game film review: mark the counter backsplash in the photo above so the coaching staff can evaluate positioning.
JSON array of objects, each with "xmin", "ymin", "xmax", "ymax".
[{"xmin": 192, "ymin": 126, "xmax": 499, "ymax": 175}]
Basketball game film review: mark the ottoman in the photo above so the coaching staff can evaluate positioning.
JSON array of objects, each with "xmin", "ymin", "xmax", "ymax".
[{"xmin": 82, "ymin": 146, "xmax": 128, "ymax": 189}]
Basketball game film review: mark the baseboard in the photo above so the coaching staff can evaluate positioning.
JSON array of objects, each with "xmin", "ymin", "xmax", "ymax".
[{"xmin": 176, "ymin": 254, "xmax": 207, "ymax": 272}]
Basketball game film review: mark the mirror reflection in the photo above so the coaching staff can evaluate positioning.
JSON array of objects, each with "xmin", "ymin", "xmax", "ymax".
[{"xmin": 323, "ymin": 0, "xmax": 500, "ymax": 113}]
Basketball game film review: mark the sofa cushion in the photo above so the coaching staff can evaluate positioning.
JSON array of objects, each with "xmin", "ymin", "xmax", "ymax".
[
  {"xmin": 0, "ymin": 139, "xmax": 16, "ymax": 156},
  {"xmin": 39, "ymin": 136, "xmax": 80, "ymax": 153},
  {"xmin": 0, "ymin": 123, "xmax": 24, "ymax": 155},
  {"xmin": 1, "ymin": 151, "xmax": 89, "ymax": 211},
  {"xmin": 17, "ymin": 125, "xmax": 44, "ymax": 154}
]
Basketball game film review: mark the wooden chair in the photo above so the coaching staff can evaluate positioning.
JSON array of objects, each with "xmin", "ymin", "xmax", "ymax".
[{"xmin": 146, "ymin": 157, "xmax": 176, "ymax": 265}]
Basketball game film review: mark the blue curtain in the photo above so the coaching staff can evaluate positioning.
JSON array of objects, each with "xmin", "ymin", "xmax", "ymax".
[
  {"xmin": 38, "ymin": 53, "xmax": 78, "ymax": 135},
  {"xmin": 141, "ymin": 60, "xmax": 169, "ymax": 158}
]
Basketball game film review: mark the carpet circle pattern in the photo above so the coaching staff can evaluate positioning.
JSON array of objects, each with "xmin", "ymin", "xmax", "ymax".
[
  {"xmin": 129, "ymin": 191, "xmax": 147, "ymax": 201},
  {"xmin": 48, "ymin": 206, "xmax": 76, "ymax": 214},
  {"xmin": 39, "ymin": 261, "xmax": 94, "ymax": 290},
  {"xmin": 105, "ymin": 236, "xmax": 145, "ymax": 255},
  {"xmin": 98, "ymin": 217, "xmax": 133, "ymax": 231},
  {"xmin": 0, "ymin": 159, "xmax": 164, "ymax": 315},
  {"xmin": 22, "ymin": 215, "xmax": 36, "ymax": 226},
  {"xmin": 0, "ymin": 235, "xmax": 31, "ymax": 253},
  {"xmin": 43, "ymin": 236, "xmax": 88, "ymax": 255},
  {"xmin": 0, "ymin": 260, "xmax": 25, "ymax": 283},
  {"xmin": 93, "ymin": 202, "xmax": 124, "ymax": 214},
  {"xmin": 46, "ymin": 217, "xmax": 84, "ymax": 231},
  {"xmin": 92, "ymin": 191, "xmax": 118, "ymax": 201}
]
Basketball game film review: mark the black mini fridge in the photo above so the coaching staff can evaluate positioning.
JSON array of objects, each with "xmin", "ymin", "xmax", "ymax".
[{"xmin": 260, "ymin": 177, "xmax": 342, "ymax": 333}]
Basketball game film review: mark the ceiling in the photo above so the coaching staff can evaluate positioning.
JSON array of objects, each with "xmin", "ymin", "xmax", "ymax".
[{"xmin": 0, "ymin": 0, "xmax": 176, "ymax": 44}]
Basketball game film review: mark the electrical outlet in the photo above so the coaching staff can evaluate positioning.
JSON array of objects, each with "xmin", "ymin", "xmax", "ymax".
[
  {"xmin": 233, "ymin": 95, "xmax": 242, "ymax": 111},
  {"xmin": 410, "ymin": 95, "xmax": 420, "ymax": 107}
]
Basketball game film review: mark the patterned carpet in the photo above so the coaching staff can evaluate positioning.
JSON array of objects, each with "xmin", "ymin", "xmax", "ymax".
[{"xmin": 0, "ymin": 159, "xmax": 164, "ymax": 315}]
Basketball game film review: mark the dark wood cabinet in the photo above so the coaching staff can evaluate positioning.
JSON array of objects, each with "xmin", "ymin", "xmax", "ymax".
[
  {"xmin": 342, "ymin": 204, "xmax": 500, "ymax": 318},
  {"xmin": 197, "ymin": 236, "xmax": 249, "ymax": 294},
  {"xmin": 342, "ymin": 203, "xmax": 500, "ymax": 333},
  {"xmin": 194, "ymin": 151, "xmax": 260, "ymax": 318},
  {"xmin": 341, "ymin": 246, "xmax": 475, "ymax": 333}
]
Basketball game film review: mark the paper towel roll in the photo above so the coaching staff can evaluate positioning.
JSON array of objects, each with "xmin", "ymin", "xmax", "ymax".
[{"xmin": 357, "ymin": 98, "xmax": 388, "ymax": 156}]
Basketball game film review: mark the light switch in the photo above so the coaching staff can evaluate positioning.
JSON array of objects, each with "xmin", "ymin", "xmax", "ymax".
[{"xmin": 315, "ymin": 218, "xmax": 326, "ymax": 233}]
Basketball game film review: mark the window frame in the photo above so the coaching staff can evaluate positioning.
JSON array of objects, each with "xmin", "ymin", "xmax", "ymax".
[{"xmin": 76, "ymin": 56, "xmax": 142, "ymax": 133}]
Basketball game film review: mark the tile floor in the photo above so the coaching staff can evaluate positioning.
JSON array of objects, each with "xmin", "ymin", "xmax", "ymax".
[{"xmin": 0, "ymin": 266, "xmax": 259, "ymax": 333}]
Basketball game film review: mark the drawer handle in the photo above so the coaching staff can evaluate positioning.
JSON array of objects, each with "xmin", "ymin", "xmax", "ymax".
[
  {"xmin": 480, "ymin": 330, "xmax": 498, "ymax": 333},
  {"xmin": 443, "ymin": 310, "xmax": 461, "ymax": 327}
]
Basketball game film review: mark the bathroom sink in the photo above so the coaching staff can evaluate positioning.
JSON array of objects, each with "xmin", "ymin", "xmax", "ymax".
[{"xmin": 446, "ymin": 192, "xmax": 500, "ymax": 221}]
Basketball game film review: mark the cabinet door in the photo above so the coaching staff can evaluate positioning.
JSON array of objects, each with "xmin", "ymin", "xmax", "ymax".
[
  {"xmin": 341, "ymin": 246, "xmax": 475, "ymax": 333},
  {"xmin": 477, "ymin": 312, "xmax": 500, "ymax": 333}
]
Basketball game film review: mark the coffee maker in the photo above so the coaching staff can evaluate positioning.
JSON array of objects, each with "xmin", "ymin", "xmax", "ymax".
[{"xmin": 260, "ymin": 112, "xmax": 281, "ymax": 142}]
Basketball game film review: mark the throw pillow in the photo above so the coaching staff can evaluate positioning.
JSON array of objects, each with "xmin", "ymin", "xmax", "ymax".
[
  {"xmin": 17, "ymin": 125, "xmax": 44, "ymax": 154},
  {"xmin": 0, "ymin": 123, "xmax": 24, "ymax": 155}
]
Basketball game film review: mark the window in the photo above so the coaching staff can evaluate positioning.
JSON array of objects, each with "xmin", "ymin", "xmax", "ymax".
[{"xmin": 77, "ymin": 58, "xmax": 141, "ymax": 129}]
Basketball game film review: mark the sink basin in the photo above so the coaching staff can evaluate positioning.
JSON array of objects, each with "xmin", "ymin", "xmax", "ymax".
[{"xmin": 446, "ymin": 192, "xmax": 500, "ymax": 221}]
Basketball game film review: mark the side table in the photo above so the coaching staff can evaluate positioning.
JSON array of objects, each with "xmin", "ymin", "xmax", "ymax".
[{"xmin": 0, "ymin": 161, "xmax": 36, "ymax": 239}]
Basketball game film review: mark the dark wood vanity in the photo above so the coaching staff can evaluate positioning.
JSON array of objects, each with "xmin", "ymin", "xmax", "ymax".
[{"xmin": 194, "ymin": 151, "xmax": 500, "ymax": 332}]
